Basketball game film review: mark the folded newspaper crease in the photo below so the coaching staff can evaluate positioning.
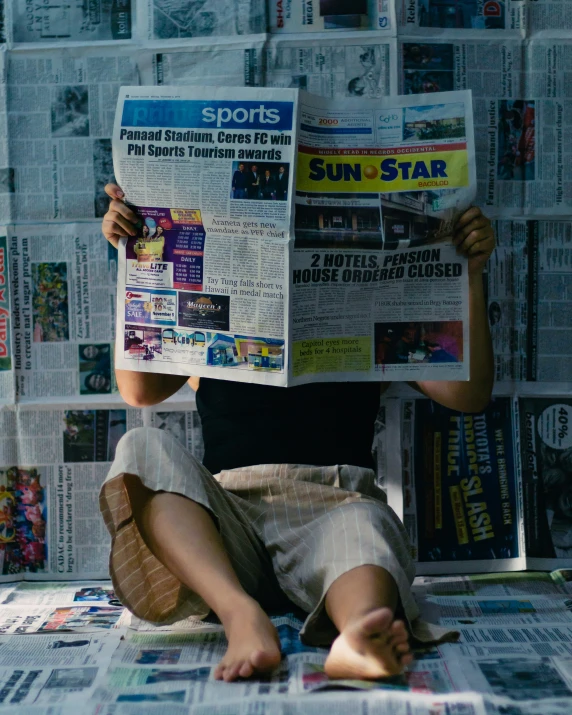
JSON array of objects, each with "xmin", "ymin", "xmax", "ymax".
[{"xmin": 112, "ymin": 86, "xmax": 476, "ymax": 386}]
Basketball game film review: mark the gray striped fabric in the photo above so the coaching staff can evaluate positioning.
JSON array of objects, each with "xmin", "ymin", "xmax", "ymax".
[{"xmin": 99, "ymin": 427, "xmax": 456, "ymax": 646}]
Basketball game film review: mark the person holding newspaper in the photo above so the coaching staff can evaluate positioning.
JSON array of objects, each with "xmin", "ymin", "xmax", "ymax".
[{"xmin": 101, "ymin": 183, "xmax": 494, "ymax": 683}]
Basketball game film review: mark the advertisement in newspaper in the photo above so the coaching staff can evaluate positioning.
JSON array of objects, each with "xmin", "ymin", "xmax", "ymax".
[
  {"xmin": 399, "ymin": 38, "xmax": 572, "ymax": 216},
  {"xmin": 113, "ymin": 86, "xmax": 476, "ymax": 385},
  {"xmin": 401, "ymin": 398, "xmax": 523, "ymax": 574},
  {"xmin": 264, "ymin": 34, "xmax": 397, "ymax": 98},
  {"xmin": 8, "ymin": 224, "xmax": 118, "ymax": 401},
  {"xmin": 519, "ymin": 397, "xmax": 572, "ymax": 568},
  {"xmin": 269, "ymin": 0, "xmax": 395, "ymax": 33},
  {"xmin": 7, "ymin": 0, "xmax": 133, "ymax": 43},
  {"xmin": 139, "ymin": 0, "xmax": 266, "ymax": 41},
  {"xmin": 6, "ymin": 49, "xmax": 138, "ymax": 221}
]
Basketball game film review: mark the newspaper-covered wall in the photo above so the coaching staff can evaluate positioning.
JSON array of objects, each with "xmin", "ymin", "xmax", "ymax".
[
  {"xmin": 5, "ymin": 49, "xmax": 139, "ymax": 222},
  {"xmin": 138, "ymin": 0, "xmax": 267, "ymax": 42},
  {"xmin": 395, "ymin": 395, "xmax": 572, "ymax": 575},
  {"xmin": 0, "ymin": 1, "xmax": 568, "ymax": 713},
  {"xmin": 398, "ymin": 37, "xmax": 572, "ymax": 216},
  {"xmin": 5, "ymin": 0, "xmax": 133, "ymax": 45},
  {"xmin": 8, "ymin": 224, "xmax": 118, "ymax": 402},
  {"xmin": 0, "ymin": 403, "xmax": 202, "ymax": 583}
]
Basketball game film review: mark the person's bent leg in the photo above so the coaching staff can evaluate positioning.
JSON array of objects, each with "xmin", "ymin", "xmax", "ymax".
[
  {"xmin": 129, "ymin": 481, "xmax": 281, "ymax": 682},
  {"xmin": 323, "ymin": 564, "xmax": 412, "ymax": 679},
  {"xmin": 99, "ymin": 428, "xmax": 283, "ymax": 682}
]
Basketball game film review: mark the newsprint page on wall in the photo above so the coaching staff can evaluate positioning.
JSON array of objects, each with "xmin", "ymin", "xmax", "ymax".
[{"xmin": 112, "ymin": 86, "xmax": 477, "ymax": 386}]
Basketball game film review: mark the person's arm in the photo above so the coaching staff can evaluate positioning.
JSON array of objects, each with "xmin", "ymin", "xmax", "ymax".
[
  {"xmin": 116, "ymin": 370, "xmax": 190, "ymax": 407},
  {"xmin": 410, "ymin": 206, "xmax": 495, "ymax": 413},
  {"xmin": 102, "ymin": 182, "xmax": 193, "ymax": 406}
]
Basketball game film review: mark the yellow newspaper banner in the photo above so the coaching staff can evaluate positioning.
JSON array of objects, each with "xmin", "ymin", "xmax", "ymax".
[
  {"xmin": 292, "ymin": 337, "xmax": 371, "ymax": 377},
  {"xmin": 297, "ymin": 149, "xmax": 469, "ymax": 193}
]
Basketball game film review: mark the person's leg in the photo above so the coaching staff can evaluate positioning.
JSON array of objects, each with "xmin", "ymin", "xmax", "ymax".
[
  {"xmin": 130, "ymin": 482, "xmax": 281, "ymax": 680},
  {"xmin": 128, "ymin": 478, "xmax": 281, "ymax": 682},
  {"xmin": 323, "ymin": 564, "xmax": 413, "ymax": 679}
]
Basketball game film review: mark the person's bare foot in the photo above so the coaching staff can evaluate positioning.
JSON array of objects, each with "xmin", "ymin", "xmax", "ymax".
[
  {"xmin": 324, "ymin": 607, "xmax": 413, "ymax": 680},
  {"xmin": 214, "ymin": 599, "xmax": 282, "ymax": 682}
]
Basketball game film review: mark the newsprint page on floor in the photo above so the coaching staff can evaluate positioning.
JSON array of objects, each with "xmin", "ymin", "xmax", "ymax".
[{"xmin": 113, "ymin": 86, "xmax": 477, "ymax": 386}]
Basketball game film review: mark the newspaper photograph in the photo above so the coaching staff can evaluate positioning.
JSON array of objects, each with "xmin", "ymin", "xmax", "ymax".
[
  {"xmin": 6, "ymin": 48, "xmax": 138, "ymax": 221},
  {"xmin": 113, "ymin": 86, "xmax": 476, "ymax": 385},
  {"xmin": 7, "ymin": 0, "xmax": 133, "ymax": 44},
  {"xmin": 264, "ymin": 33, "xmax": 398, "ymax": 98},
  {"xmin": 268, "ymin": 0, "xmax": 396, "ymax": 33},
  {"xmin": 139, "ymin": 0, "xmax": 266, "ymax": 41}
]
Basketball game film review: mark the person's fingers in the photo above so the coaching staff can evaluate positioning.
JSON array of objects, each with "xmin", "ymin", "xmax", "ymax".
[
  {"xmin": 457, "ymin": 231, "xmax": 495, "ymax": 261},
  {"xmin": 104, "ymin": 234, "xmax": 120, "ymax": 249},
  {"xmin": 453, "ymin": 216, "xmax": 489, "ymax": 245},
  {"xmin": 467, "ymin": 235, "xmax": 495, "ymax": 256},
  {"xmin": 454, "ymin": 205, "xmax": 482, "ymax": 230},
  {"xmin": 109, "ymin": 198, "xmax": 139, "ymax": 224},
  {"xmin": 105, "ymin": 211, "xmax": 137, "ymax": 236},
  {"xmin": 104, "ymin": 183, "xmax": 124, "ymax": 199},
  {"xmin": 456, "ymin": 228, "xmax": 490, "ymax": 254},
  {"xmin": 102, "ymin": 216, "xmax": 131, "ymax": 238}
]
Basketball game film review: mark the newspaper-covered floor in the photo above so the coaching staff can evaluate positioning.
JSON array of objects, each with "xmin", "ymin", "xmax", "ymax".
[{"xmin": 0, "ymin": 571, "xmax": 571, "ymax": 714}]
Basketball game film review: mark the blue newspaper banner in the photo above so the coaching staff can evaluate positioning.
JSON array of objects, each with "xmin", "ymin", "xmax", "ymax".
[
  {"xmin": 121, "ymin": 100, "xmax": 294, "ymax": 131},
  {"xmin": 412, "ymin": 398, "xmax": 519, "ymax": 562}
]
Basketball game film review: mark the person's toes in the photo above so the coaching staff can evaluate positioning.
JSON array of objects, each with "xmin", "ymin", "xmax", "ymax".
[
  {"xmin": 251, "ymin": 648, "xmax": 280, "ymax": 670},
  {"xmin": 223, "ymin": 663, "xmax": 241, "ymax": 682},
  {"xmin": 213, "ymin": 664, "xmax": 225, "ymax": 680},
  {"xmin": 358, "ymin": 607, "xmax": 393, "ymax": 637},
  {"xmin": 389, "ymin": 619, "xmax": 407, "ymax": 636},
  {"xmin": 239, "ymin": 659, "xmax": 254, "ymax": 679}
]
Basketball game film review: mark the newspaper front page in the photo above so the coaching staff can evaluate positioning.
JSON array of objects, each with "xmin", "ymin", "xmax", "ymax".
[
  {"xmin": 113, "ymin": 86, "xmax": 476, "ymax": 385},
  {"xmin": 6, "ymin": 48, "xmax": 138, "ymax": 222}
]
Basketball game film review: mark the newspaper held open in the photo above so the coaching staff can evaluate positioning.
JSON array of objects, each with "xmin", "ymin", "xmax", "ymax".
[{"xmin": 112, "ymin": 86, "xmax": 476, "ymax": 386}]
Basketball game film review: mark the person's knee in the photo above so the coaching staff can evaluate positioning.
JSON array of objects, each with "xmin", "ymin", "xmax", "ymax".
[{"xmin": 116, "ymin": 426, "xmax": 177, "ymax": 454}]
